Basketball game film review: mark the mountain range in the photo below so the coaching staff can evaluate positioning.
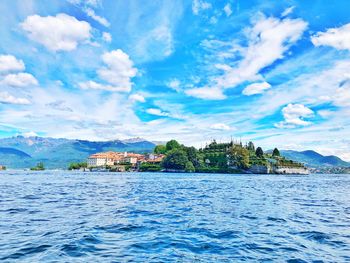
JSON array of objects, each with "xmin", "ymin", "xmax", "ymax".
[
  {"xmin": 0, "ymin": 136, "xmax": 349, "ymax": 169},
  {"xmin": 0, "ymin": 136, "xmax": 156, "ymax": 169},
  {"xmin": 278, "ymin": 150, "xmax": 350, "ymax": 168}
]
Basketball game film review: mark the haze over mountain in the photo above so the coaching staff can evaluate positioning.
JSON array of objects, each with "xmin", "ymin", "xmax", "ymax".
[
  {"xmin": 0, "ymin": 136, "xmax": 349, "ymax": 169},
  {"xmin": 278, "ymin": 150, "xmax": 350, "ymax": 168},
  {"xmin": 0, "ymin": 136, "xmax": 156, "ymax": 169}
]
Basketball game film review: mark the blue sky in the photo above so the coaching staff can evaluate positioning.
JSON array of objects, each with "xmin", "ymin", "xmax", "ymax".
[{"xmin": 0, "ymin": 0, "xmax": 349, "ymax": 160}]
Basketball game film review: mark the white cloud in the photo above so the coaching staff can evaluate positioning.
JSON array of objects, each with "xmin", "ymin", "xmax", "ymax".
[
  {"xmin": 0, "ymin": 55, "xmax": 25, "ymax": 73},
  {"xmin": 102, "ymin": 32, "xmax": 112, "ymax": 43},
  {"xmin": 97, "ymin": 49, "xmax": 137, "ymax": 89},
  {"xmin": 167, "ymin": 79, "xmax": 181, "ymax": 92},
  {"xmin": 79, "ymin": 49, "xmax": 137, "ymax": 93},
  {"xmin": 242, "ymin": 81, "xmax": 271, "ymax": 95},
  {"xmin": 311, "ymin": 23, "xmax": 350, "ymax": 51},
  {"xmin": 21, "ymin": 13, "xmax": 91, "ymax": 51},
  {"xmin": 192, "ymin": 0, "xmax": 212, "ymax": 15},
  {"xmin": 129, "ymin": 93, "xmax": 145, "ymax": 103},
  {"xmin": 281, "ymin": 6, "xmax": 295, "ymax": 17},
  {"xmin": 209, "ymin": 16, "xmax": 218, "ymax": 25},
  {"xmin": 146, "ymin": 108, "xmax": 169, "ymax": 117},
  {"xmin": 185, "ymin": 86, "xmax": 226, "ymax": 100},
  {"xmin": 210, "ymin": 123, "xmax": 231, "ymax": 130},
  {"xmin": 275, "ymin": 103, "xmax": 314, "ymax": 128},
  {"xmin": 216, "ymin": 15, "xmax": 307, "ymax": 89},
  {"xmin": 78, "ymin": 80, "xmax": 130, "ymax": 92},
  {"xmin": 333, "ymin": 83, "xmax": 350, "ymax": 107},
  {"xmin": 0, "ymin": 92, "xmax": 30, "ymax": 105},
  {"xmin": 84, "ymin": 7, "xmax": 110, "ymax": 27},
  {"xmin": 318, "ymin": 110, "xmax": 333, "ymax": 118},
  {"xmin": 223, "ymin": 4, "xmax": 232, "ymax": 17},
  {"xmin": 188, "ymin": 14, "xmax": 307, "ymax": 100},
  {"xmin": 135, "ymin": 25, "xmax": 174, "ymax": 61},
  {"xmin": 1, "ymin": 72, "xmax": 38, "ymax": 87}
]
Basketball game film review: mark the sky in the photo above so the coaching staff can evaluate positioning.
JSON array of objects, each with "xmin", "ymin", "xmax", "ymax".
[{"xmin": 0, "ymin": 0, "xmax": 349, "ymax": 160}]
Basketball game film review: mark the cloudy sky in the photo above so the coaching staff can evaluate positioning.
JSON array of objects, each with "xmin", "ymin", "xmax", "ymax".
[{"xmin": 0, "ymin": 0, "xmax": 349, "ymax": 160}]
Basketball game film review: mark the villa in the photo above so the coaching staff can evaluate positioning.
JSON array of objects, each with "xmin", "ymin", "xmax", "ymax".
[{"xmin": 87, "ymin": 151, "xmax": 164, "ymax": 168}]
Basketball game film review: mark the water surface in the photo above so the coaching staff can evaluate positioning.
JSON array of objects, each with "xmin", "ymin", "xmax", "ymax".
[{"xmin": 0, "ymin": 171, "xmax": 349, "ymax": 262}]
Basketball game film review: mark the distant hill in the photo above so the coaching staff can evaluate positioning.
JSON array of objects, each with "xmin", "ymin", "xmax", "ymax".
[
  {"xmin": 279, "ymin": 150, "xmax": 350, "ymax": 168},
  {"xmin": 0, "ymin": 136, "xmax": 156, "ymax": 169}
]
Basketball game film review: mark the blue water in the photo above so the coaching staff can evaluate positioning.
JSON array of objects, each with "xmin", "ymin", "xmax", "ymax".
[{"xmin": 0, "ymin": 172, "xmax": 349, "ymax": 262}]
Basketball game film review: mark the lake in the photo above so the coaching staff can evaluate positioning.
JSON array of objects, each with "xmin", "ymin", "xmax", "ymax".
[{"xmin": 0, "ymin": 171, "xmax": 349, "ymax": 262}]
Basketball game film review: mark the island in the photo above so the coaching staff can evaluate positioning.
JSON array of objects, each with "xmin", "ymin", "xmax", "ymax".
[
  {"xmin": 78, "ymin": 139, "xmax": 308, "ymax": 174},
  {"xmin": 30, "ymin": 162, "xmax": 45, "ymax": 171}
]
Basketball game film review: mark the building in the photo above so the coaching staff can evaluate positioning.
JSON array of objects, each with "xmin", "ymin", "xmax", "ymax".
[
  {"xmin": 146, "ymin": 154, "xmax": 165, "ymax": 163},
  {"xmin": 87, "ymin": 151, "xmax": 147, "ymax": 168},
  {"xmin": 87, "ymin": 152, "xmax": 124, "ymax": 167}
]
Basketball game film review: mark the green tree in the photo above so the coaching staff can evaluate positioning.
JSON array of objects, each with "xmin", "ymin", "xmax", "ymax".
[
  {"xmin": 256, "ymin": 147, "xmax": 264, "ymax": 158},
  {"xmin": 154, "ymin": 145, "xmax": 166, "ymax": 154},
  {"xmin": 272, "ymin": 148, "xmax": 280, "ymax": 157},
  {"xmin": 162, "ymin": 149, "xmax": 188, "ymax": 170},
  {"xmin": 68, "ymin": 162, "xmax": 87, "ymax": 170},
  {"xmin": 31, "ymin": 162, "xmax": 45, "ymax": 171},
  {"xmin": 184, "ymin": 146, "xmax": 199, "ymax": 167},
  {"xmin": 139, "ymin": 163, "xmax": 161, "ymax": 172},
  {"xmin": 166, "ymin": 139, "xmax": 181, "ymax": 152},
  {"xmin": 185, "ymin": 161, "xmax": 195, "ymax": 172},
  {"xmin": 247, "ymin": 141, "xmax": 255, "ymax": 151},
  {"xmin": 229, "ymin": 144, "xmax": 250, "ymax": 169}
]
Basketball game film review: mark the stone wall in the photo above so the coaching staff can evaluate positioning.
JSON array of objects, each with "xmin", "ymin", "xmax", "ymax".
[
  {"xmin": 248, "ymin": 165, "xmax": 271, "ymax": 174},
  {"xmin": 248, "ymin": 165, "xmax": 309, "ymax": 174},
  {"xmin": 273, "ymin": 166, "xmax": 309, "ymax": 175}
]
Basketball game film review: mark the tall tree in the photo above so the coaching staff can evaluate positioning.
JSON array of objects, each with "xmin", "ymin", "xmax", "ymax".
[
  {"xmin": 184, "ymin": 146, "xmax": 199, "ymax": 167},
  {"xmin": 272, "ymin": 148, "xmax": 280, "ymax": 157},
  {"xmin": 154, "ymin": 145, "xmax": 166, "ymax": 154},
  {"xmin": 247, "ymin": 141, "xmax": 255, "ymax": 151},
  {"xmin": 162, "ymin": 149, "xmax": 188, "ymax": 170},
  {"xmin": 255, "ymin": 147, "xmax": 264, "ymax": 158},
  {"xmin": 166, "ymin": 140, "xmax": 181, "ymax": 151}
]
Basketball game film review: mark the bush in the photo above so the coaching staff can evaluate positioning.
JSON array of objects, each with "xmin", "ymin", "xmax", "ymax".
[
  {"xmin": 68, "ymin": 162, "xmax": 87, "ymax": 170},
  {"xmin": 162, "ymin": 149, "xmax": 188, "ymax": 170},
  {"xmin": 30, "ymin": 162, "xmax": 45, "ymax": 171},
  {"xmin": 185, "ymin": 161, "xmax": 195, "ymax": 172},
  {"xmin": 139, "ymin": 163, "xmax": 161, "ymax": 172}
]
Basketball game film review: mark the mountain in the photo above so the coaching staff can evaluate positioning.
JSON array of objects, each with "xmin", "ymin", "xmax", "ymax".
[
  {"xmin": 0, "ymin": 136, "xmax": 156, "ymax": 169},
  {"xmin": 279, "ymin": 150, "xmax": 350, "ymax": 168}
]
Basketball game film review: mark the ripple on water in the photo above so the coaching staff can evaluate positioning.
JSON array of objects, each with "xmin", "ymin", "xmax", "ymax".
[
  {"xmin": 94, "ymin": 223, "xmax": 149, "ymax": 234},
  {"xmin": 0, "ymin": 172, "xmax": 349, "ymax": 262},
  {"xmin": 1, "ymin": 244, "xmax": 51, "ymax": 260}
]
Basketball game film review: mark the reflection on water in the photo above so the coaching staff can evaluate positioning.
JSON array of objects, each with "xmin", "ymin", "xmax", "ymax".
[{"xmin": 0, "ymin": 171, "xmax": 349, "ymax": 262}]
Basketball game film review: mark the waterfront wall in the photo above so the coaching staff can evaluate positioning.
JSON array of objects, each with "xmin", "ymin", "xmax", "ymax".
[
  {"xmin": 248, "ymin": 165, "xmax": 271, "ymax": 174},
  {"xmin": 273, "ymin": 166, "xmax": 309, "ymax": 175},
  {"xmin": 248, "ymin": 165, "xmax": 309, "ymax": 174}
]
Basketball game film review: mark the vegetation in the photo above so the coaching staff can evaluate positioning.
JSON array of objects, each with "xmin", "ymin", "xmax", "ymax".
[
  {"xmin": 162, "ymin": 149, "xmax": 189, "ymax": 170},
  {"xmin": 68, "ymin": 162, "xmax": 87, "ymax": 170},
  {"xmin": 229, "ymin": 144, "xmax": 250, "ymax": 169},
  {"xmin": 139, "ymin": 163, "xmax": 162, "ymax": 172},
  {"xmin": 255, "ymin": 147, "xmax": 264, "ymax": 158},
  {"xmin": 272, "ymin": 148, "xmax": 280, "ymax": 157},
  {"xmin": 166, "ymin": 140, "xmax": 181, "ymax": 151},
  {"xmin": 154, "ymin": 139, "xmax": 305, "ymax": 174},
  {"xmin": 30, "ymin": 162, "xmax": 45, "ymax": 171},
  {"xmin": 154, "ymin": 144, "xmax": 166, "ymax": 154}
]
